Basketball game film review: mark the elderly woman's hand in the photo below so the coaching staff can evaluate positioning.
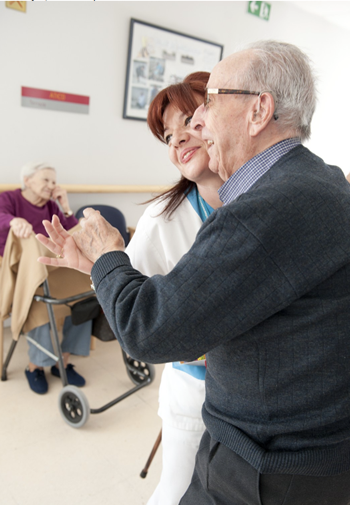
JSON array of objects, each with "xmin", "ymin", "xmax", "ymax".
[
  {"xmin": 73, "ymin": 207, "xmax": 125, "ymax": 263},
  {"xmin": 36, "ymin": 215, "xmax": 94, "ymax": 274},
  {"xmin": 51, "ymin": 185, "xmax": 70, "ymax": 214},
  {"xmin": 10, "ymin": 217, "xmax": 33, "ymax": 239}
]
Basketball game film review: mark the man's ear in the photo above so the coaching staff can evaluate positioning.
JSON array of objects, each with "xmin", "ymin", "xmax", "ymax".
[{"xmin": 249, "ymin": 92, "xmax": 275, "ymax": 137}]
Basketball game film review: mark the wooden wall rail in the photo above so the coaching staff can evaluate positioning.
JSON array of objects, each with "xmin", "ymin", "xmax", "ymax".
[{"xmin": 0, "ymin": 184, "xmax": 170, "ymax": 194}]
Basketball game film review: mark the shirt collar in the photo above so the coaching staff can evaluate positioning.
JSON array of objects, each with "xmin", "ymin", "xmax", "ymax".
[{"xmin": 218, "ymin": 138, "xmax": 301, "ymax": 205}]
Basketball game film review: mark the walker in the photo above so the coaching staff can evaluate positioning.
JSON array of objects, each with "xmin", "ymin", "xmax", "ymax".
[{"xmin": 1, "ymin": 279, "xmax": 155, "ymax": 429}]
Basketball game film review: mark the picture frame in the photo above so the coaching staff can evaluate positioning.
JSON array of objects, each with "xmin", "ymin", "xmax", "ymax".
[{"xmin": 123, "ymin": 18, "xmax": 224, "ymax": 121}]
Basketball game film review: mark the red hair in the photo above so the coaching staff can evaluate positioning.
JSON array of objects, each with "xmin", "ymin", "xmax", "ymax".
[{"xmin": 146, "ymin": 72, "xmax": 209, "ymax": 217}]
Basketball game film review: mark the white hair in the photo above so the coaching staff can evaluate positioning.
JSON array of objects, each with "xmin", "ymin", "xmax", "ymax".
[
  {"xmin": 235, "ymin": 40, "xmax": 317, "ymax": 142},
  {"xmin": 20, "ymin": 162, "xmax": 56, "ymax": 189}
]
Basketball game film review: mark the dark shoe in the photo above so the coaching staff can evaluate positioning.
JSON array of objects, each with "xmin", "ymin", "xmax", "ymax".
[
  {"xmin": 25, "ymin": 367, "xmax": 48, "ymax": 395},
  {"xmin": 50, "ymin": 364, "xmax": 86, "ymax": 387}
]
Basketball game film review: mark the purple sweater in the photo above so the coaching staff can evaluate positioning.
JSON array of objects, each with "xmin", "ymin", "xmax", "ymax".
[{"xmin": 0, "ymin": 189, "xmax": 78, "ymax": 256}]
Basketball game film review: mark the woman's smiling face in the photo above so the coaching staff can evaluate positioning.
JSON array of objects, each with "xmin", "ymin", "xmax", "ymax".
[{"xmin": 163, "ymin": 103, "xmax": 212, "ymax": 185}]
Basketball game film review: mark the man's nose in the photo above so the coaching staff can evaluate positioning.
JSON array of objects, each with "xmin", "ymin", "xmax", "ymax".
[{"xmin": 191, "ymin": 104, "xmax": 205, "ymax": 133}]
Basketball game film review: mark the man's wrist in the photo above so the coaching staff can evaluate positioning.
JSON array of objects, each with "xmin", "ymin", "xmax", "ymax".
[
  {"xmin": 95, "ymin": 246, "xmax": 124, "ymax": 261},
  {"xmin": 91, "ymin": 250, "xmax": 131, "ymax": 290},
  {"xmin": 64, "ymin": 210, "xmax": 73, "ymax": 217}
]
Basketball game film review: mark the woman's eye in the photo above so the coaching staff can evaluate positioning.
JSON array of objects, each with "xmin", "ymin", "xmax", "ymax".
[
  {"xmin": 185, "ymin": 116, "xmax": 193, "ymax": 126},
  {"xmin": 165, "ymin": 134, "xmax": 172, "ymax": 145}
]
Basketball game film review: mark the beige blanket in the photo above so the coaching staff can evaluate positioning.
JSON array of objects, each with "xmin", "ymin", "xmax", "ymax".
[{"xmin": 0, "ymin": 228, "xmax": 91, "ymax": 374}]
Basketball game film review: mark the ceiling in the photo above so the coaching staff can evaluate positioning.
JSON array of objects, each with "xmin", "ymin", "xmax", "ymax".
[{"xmin": 293, "ymin": 1, "xmax": 350, "ymax": 31}]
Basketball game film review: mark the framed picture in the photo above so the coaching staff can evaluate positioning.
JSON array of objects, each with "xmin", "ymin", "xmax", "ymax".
[{"xmin": 123, "ymin": 18, "xmax": 224, "ymax": 121}]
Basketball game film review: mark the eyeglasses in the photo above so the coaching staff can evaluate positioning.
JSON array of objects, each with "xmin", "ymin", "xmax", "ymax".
[
  {"xmin": 204, "ymin": 88, "xmax": 278, "ymax": 120},
  {"xmin": 204, "ymin": 88, "xmax": 260, "ymax": 106}
]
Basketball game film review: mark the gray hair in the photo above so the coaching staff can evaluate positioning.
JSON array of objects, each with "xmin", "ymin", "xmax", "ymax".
[
  {"xmin": 20, "ymin": 162, "xmax": 56, "ymax": 189},
  {"xmin": 235, "ymin": 40, "xmax": 317, "ymax": 142}
]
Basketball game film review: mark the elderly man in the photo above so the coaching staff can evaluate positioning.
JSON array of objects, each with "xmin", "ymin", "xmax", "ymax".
[{"xmin": 38, "ymin": 41, "xmax": 350, "ymax": 504}]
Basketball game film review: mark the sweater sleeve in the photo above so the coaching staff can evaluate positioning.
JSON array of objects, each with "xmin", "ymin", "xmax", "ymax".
[
  {"xmin": 91, "ymin": 168, "xmax": 350, "ymax": 364},
  {"xmin": 0, "ymin": 191, "xmax": 16, "ymax": 232},
  {"xmin": 90, "ymin": 198, "xmax": 308, "ymax": 363}
]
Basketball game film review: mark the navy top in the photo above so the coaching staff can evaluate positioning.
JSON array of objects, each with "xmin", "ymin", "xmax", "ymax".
[{"xmin": 91, "ymin": 144, "xmax": 350, "ymax": 476}]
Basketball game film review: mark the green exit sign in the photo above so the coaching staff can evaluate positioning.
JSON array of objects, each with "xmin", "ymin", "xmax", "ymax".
[{"xmin": 248, "ymin": 1, "xmax": 271, "ymax": 21}]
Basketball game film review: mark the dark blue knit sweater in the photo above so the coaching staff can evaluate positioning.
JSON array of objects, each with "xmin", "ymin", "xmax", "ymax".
[{"xmin": 92, "ymin": 145, "xmax": 350, "ymax": 476}]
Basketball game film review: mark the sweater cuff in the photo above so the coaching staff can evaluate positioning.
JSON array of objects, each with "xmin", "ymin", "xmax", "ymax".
[{"xmin": 91, "ymin": 250, "xmax": 131, "ymax": 290}]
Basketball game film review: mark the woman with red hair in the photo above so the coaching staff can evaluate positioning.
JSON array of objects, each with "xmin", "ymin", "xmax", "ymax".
[{"xmin": 125, "ymin": 72, "xmax": 223, "ymax": 505}]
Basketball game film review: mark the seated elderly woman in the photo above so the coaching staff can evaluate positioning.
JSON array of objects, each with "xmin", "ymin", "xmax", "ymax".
[{"xmin": 0, "ymin": 162, "xmax": 91, "ymax": 394}]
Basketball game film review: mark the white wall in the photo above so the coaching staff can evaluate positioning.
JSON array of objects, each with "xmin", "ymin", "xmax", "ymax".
[{"xmin": 1, "ymin": 1, "xmax": 350, "ymax": 226}]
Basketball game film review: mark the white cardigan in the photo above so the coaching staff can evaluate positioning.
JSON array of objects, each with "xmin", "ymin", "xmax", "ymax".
[
  {"xmin": 126, "ymin": 196, "xmax": 202, "ymax": 277},
  {"xmin": 125, "ymin": 195, "xmax": 206, "ymax": 431}
]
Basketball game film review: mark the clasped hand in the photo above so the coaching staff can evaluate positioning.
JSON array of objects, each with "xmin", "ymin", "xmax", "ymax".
[
  {"xmin": 10, "ymin": 217, "xmax": 33, "ymax": 239},
  {"xmin": 36, "ymin": 208, "xmax": 125, "ymax": 274},
  {"xmin": 51, "ymin": 185, "xmax": 70, "ymax": 213}
]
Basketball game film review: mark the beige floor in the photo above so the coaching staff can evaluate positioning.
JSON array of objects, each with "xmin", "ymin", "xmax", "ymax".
[{"xmin": 0, "ymin": 327, "xmax": 164, "ymax": 505}]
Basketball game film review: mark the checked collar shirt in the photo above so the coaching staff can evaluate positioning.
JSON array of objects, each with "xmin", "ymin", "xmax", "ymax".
[{"xmin": 218, "ymin": 138, "xmax": 301, "ymax": 205}]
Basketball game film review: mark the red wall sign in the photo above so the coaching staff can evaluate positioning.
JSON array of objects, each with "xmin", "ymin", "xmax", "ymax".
[{"xmin": 21, "ymin": 86, "xmax": 90, "ymax": 115}]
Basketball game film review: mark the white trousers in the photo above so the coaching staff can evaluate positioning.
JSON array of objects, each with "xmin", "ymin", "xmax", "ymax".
[
  {"xmin": 147, "ymin": 422, "xmax": 204, "ymax": 505},
  {"xmin": 147, "ymin": 364, "xmax": 206, "ymax": 505}
]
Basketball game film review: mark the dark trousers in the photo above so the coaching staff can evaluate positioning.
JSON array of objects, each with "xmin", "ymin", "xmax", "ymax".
[{"xmin": 179, "ymin": 430, "xmax": 350, "ymax": 505}]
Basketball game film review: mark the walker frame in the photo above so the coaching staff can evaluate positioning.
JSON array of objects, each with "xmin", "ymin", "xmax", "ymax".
[{"xmin": 1, "ymin": 279, "xmax": 155, "ymax": 429}]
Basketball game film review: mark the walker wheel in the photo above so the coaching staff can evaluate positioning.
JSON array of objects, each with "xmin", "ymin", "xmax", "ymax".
[
  {"xmin": 122, "ymin": 351, "xmax": 156, "ymax": 386},
  {"xmin": 58, "ymin": 385, "xmax": 90, "ymax": 428}
]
